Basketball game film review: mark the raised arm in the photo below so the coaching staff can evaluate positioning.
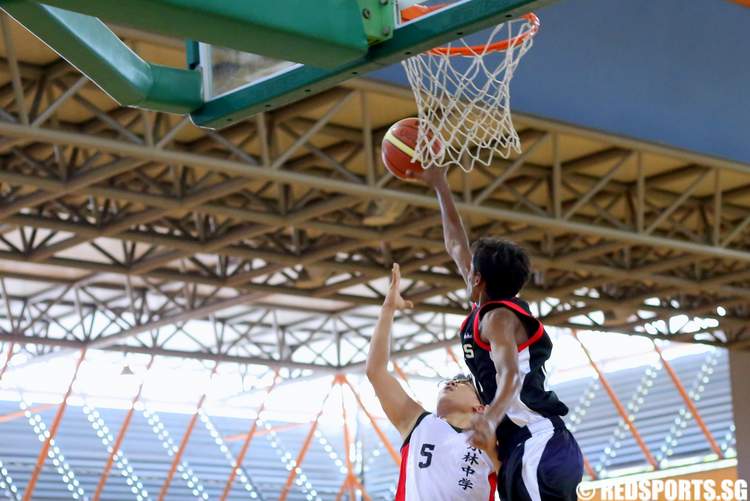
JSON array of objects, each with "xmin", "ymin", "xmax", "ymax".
[
  {"xmin": 365, "ymin": 264, "xmax": 425, "ymax": 440},
  {"xmin": 416, "ymin": 168, "xmax": 472, "ymax": 286},
  {"xmin": 466, "ymin": 309, "xmax": 522, "ymax": 454}
]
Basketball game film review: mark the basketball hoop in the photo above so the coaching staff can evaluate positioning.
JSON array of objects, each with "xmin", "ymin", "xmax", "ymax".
[{"xmin": 400, "ymin": 4, "xmax": 540, "ymax": 172}]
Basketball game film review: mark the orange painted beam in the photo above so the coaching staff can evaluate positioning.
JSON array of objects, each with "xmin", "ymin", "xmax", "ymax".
[
  {"xmin": 93, "ymin": 356, "xmax": 154, "ymax": 501},
  {"xmin": 652, "ymin": 342, "xmax": 723, "ymax": 458},
  {"xmin": 220, "ymin": 370, "xmax": 280, "ymax": 501},
  {"xmin": 445, "ymin": 346, "xmax": 462, "ymax": 369},
  {"xmin": 23, "ymin": 349, "xmax": 87, "ymax": 501},
  {"xmin": 158, "ymin": 363, "xmax": 218, "ymax": 501},
  {"xmin": 336, "ymin": 381, "xmax": 372, "ymax": 501},
  {"xmin": 0, "ymin": 404, "xmax": 54, "ymax": 424},
  {"xmin": 573, "ymin": 332, "xmax": 658, "ymax": 469},
  {"xmin": 279, "ymin": 377, "xmax": 337, "ymax": 501},
  {"xmin": 583, "ymin": 456, "xmax": 597, "ymax": 480},
  {"xmin": 335, "ymin": 480, "xmax": 348, "ymax": 501},
  {"xmin": 224, "ymin": 422, "xmax": 306, "ymax": 441},
  {"xmin": 391, "ymin": 361, "xmax": 410, "ymax": 383},
  {"xmin": 342, "ymin": 376, "xmax": 400, "ymax": 465},
  {"xmin": 339, "ymin": 384, "xmax": 356, "ymax": 501},
  {"xmin": 0, "ymin": 342, "xmax": 15, "ymax": 382}
]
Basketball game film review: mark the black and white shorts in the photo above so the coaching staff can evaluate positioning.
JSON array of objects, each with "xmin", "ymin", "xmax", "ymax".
[{"xmin": 497, "ymin": 416, "xmax": 583, "ymax": 501}]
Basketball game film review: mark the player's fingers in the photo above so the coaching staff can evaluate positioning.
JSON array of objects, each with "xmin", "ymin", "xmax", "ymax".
[{"xmin": 405, "ymin": 300, "xmax": 414, "ymax": 309}]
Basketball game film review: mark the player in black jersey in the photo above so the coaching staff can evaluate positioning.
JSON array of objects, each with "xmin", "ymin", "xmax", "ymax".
[{"xmin": 416, "ymin": 167, "xmax": 583, "ymax": 501}]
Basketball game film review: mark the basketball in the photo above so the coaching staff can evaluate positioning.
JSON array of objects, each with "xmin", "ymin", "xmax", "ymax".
[{"xmin": 381, "ymin": 117, "xmax": 427, "ymax": 180}]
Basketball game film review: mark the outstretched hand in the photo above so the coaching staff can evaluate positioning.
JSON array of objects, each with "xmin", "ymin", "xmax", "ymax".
[
  {"xmin": 410, "ymin": 164, "xmax": 448, "ymax": 187},
  {"xmin": 466, "ymin": 413, "xmax": 497, "ymax": 456},
  {"xmin": 383, "ymin": 263, "xmax": 414, "ymax": 311}
]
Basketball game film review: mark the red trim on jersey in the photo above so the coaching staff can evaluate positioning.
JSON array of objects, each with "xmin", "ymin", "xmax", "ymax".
[
  {"xmin": 472, "ymin": 312, "xmax": 492, "ymax": 351},
  {"xmin": 488, "ymin": 472, "xmax": 497, "ymax": 501},
  {"xmin": 518, "ymin": 322, "xmax": 544, "ymax": 352},
  {"xmin": 471, "ymin": 300, "xmax": 545, "ymax": 353},
  {"xmin": 395, "ymin": 443, "xmax": 410, "ymax": 501}
]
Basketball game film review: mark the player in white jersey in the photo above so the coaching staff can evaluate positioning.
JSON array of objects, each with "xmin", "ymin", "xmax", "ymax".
[{"xmin": 366, "ymin": 264, "xmax": 499, "ymax": 501}]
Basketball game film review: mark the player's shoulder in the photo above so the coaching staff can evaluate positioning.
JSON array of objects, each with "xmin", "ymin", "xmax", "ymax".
[
  {"xmin": 478, "ymin": 304, "xmax": 525, "ymax": 347},
  {"xmin": 402, "ymin": 411, "xmax": 433, "ymax": 445},
  {"xmin": 479, "ymin": 297, "xmax": 530, "ymax": 315},
  {"xmin": 478, "ymin": 298, "xmax": 534, "ymax": 326},
  {"xmin": 481, "ymin": 306, "xmax": 520, "ymax": 328}
]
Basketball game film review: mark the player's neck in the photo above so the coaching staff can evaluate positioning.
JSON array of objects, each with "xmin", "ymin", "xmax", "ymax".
[
  {"xmin": 476, "ymin": 293, "xmax": 515, "ymax": 307},
  {"xmin": 476, "ymin": 292, "xmax": 491, "ymax": 306},
  {"xmin": 439, "ymin": 411, "xmax": 474, "ymax": 429}
]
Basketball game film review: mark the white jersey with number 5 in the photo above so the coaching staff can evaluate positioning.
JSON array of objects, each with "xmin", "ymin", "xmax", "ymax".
[{"xmin": 396, "ymin": 412, "xmax": 496, "ymax": 501}]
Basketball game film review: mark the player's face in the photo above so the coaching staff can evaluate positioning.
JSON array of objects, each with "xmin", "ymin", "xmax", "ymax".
[{"xmin": 436, "ymin": 379, "xmax": 481, "ymax": 415}]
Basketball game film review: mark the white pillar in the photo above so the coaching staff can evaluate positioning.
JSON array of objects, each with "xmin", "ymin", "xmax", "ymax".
[{"xmin": 729, "ymin": 348, "xmax": 750, "ymax": 481}]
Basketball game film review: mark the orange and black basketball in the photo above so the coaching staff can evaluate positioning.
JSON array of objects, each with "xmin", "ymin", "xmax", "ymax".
[{"xmin": 381, "ymin": 118, "xmax": 437, "ymax": 180}]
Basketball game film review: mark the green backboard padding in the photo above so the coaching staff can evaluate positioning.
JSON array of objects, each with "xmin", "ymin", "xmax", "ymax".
[
  {"xmin": 35, "ymin": 0, "xmax": 374, "ymax": 69},
  {"xmin": 1, "ymin": 0, "xmax": 202, "ymax": 113},
  {"xmin": 145, "ymin": 65, "xmax": 202, "ymax": 114},
  {"xmin": 191, "ymin": 0, "xmax": 553, "ymax": 128}
]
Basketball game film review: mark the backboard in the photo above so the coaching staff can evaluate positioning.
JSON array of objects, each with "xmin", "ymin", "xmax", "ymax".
[
  {"xmin": 1, "ymin": 0, "xmax": 549, "ymax": 129},
  {"xmin": 198, "ymin": 45, "xmax": 299, "ymax": 100},
  {"xmin": 190, "ymin": 0, "xmax": 550, "ymax": 129}
]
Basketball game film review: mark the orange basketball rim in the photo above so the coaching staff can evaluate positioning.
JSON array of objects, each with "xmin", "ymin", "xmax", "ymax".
[{"xmin": 401, "ymin": 3, "xmax": 540, "ymax": 56}]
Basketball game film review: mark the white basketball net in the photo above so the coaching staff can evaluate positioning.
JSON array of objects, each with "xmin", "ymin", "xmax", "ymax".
[{"xmin": 401, "ymin": 16, "xmax": 538, "ymax": 172}]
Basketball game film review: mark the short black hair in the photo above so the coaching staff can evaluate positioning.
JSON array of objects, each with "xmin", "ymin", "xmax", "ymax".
[{"xmin": 470, "ymin": 237, "xmax": 530, "ymax": 300}]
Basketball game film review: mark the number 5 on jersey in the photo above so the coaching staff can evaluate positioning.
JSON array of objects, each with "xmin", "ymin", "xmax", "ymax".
[
  {"xmin": 462, "ymin": 343, "xmax": 474, "ymax": 359},
  {"xmin": 418, "ymin": 443, "xmax": 435, "ymax": 468}
]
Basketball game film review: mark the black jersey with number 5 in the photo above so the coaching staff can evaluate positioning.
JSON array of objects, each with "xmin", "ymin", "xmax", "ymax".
[{"xmin": 459, "ymin": 298, "xmax": 568, "ymax": 427}]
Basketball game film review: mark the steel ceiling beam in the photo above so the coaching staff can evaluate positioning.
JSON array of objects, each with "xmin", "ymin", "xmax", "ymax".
[{"xmin": 1, "ymin": 121, "xmax": 748, "ymax": 263}]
